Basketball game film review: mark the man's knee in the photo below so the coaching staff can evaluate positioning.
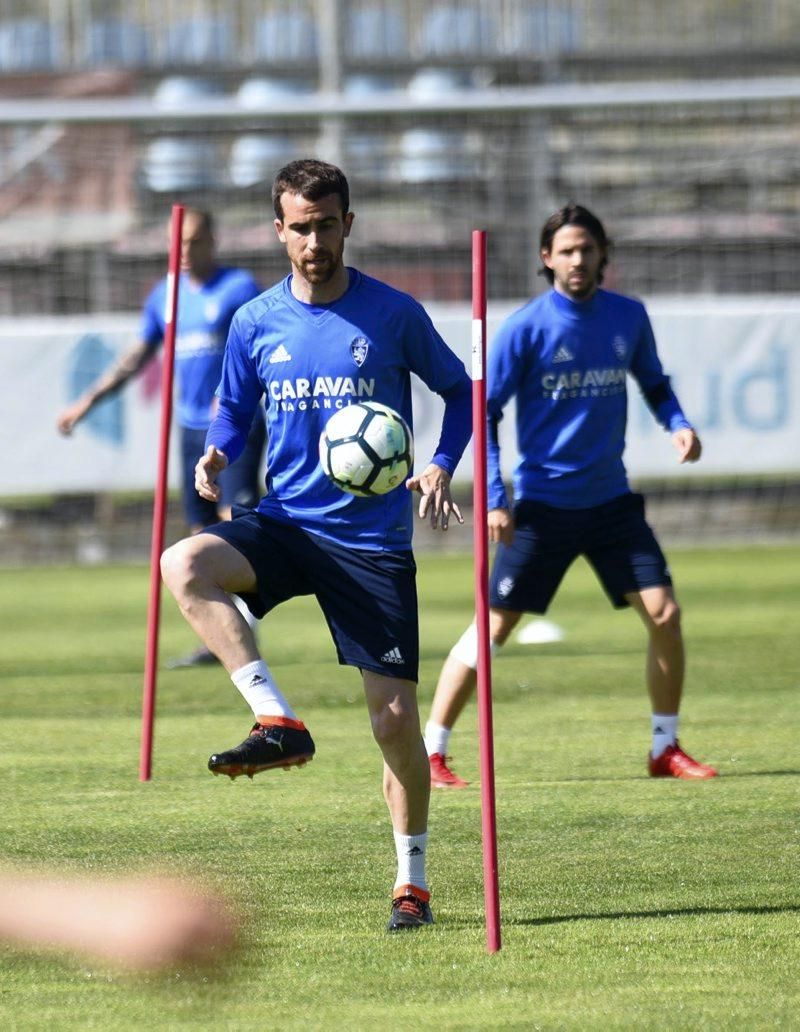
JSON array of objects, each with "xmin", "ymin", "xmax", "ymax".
[
  {"xmin": 449, "ymin": 610, "xmax": 520, "ymax": 669},
  {"xmin": 369, "ymin": 699, "xmax": 419, "ymax": 753},
  {"xmin": 650, "ymin": 596, "xmax": 682, "ymax": 634},
  {"xmin": 160, "ymin": 538, "xmax": 206, "ymax": 597}
]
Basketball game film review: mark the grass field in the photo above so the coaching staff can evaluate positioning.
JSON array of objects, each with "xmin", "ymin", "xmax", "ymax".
[{"xmin": 1, "ymin": 544, "xmax": 798, "ymax": 1030}]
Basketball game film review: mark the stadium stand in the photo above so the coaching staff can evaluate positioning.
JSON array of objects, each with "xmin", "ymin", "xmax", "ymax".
[
  {"xmin": 418, "ymin": 4, "xmax": 500, "ymax": 59},
  {"xmin": 83, "ymin": 16, "xmax": 151, "ymax": 69},
  {"xmin": 163, "ymin": 14, "xmax": 235, "ymax": 67},
  {"xmin": 345, "ymin": 5, "xmax": 408, "ymax": 61},
  {"xmin": 0, "ymin": 16, "xmax": 60, "ymax": 71},
  {"xmin": 2, "ymin": 2, "xmax": 799, "ymax": 309},
  {"xmin": 252, "ymin": 6, "xmax": 318, "ymax": 63}
]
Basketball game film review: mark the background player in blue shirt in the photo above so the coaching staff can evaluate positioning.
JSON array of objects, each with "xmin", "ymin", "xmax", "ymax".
[
  {"xmin": 57, "ymin": 208, "xmax": 264, "ymax": 666},
  {"xmin": 425, "ymin": 203, "xmax": 717, "ymax": 788},
  {"xmin": 160, "ymin": 160, "xmax": 472, "ymax": 932}
]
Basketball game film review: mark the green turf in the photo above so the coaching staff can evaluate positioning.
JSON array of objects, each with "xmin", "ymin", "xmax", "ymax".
[{"xmin": 1, "ymin": 546, "xmax": 798, "ymax": 1030}]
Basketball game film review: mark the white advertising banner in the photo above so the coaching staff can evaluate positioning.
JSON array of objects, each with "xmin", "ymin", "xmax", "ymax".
[
  {"xmin": 628, "ymin": 297, "xmax": 799, "ymax": 476},
  {"xmin": 4, "ymin": 315, "xmax": 169, "ymax": 494},
  {"xmin": 2, "ymin": 297, "xmax": 799, "ymax": 496}
]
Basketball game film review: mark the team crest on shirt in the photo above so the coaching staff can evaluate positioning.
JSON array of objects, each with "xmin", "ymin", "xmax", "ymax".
[
  {"xmin": 350, "ymin": 336, "xmax": 370, "ymax": 367},
  {"xmin": 612, "ymin": 335, "xmax": 628, "ymax": 361}
]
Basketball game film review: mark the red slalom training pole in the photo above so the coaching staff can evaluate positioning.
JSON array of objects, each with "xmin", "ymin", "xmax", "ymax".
[
  {"xmin": 140, "ymin": 204, "xmax": 184, "ymax": 781},
  {"xmin": 472, "ymin": 229, "xmax": 501, "ymax": 952}
]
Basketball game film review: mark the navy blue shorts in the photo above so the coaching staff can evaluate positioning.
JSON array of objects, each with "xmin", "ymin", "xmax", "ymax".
[
  {"xmin": 203, "ymin": 511, "xmax": 420, "ymax": 682},
  {"xmin": 180, "ymin": 413, "xmax": 265, "ymax": 528},
  {"xmin": 490, "ymin": 492, "xmax": 671, "ymax": 613}
]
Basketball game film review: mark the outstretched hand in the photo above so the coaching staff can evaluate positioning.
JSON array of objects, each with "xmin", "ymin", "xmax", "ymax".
[
  {"xmin": 406, "ymin": 463, "xmax": 464, "ymax": 531},
  {"xmin": 672, "ymin": 427, "xmax": 702, "ymax": 464},
  {"xmin": 56, "ymin": 398, "xmax": 91, "ymax": 435},
  {"xmin": 195, "ymin": 445, "xmax": 229, "ymax": 501}
]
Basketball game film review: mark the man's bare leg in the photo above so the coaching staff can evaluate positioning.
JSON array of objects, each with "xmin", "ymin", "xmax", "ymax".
[
  {"xmin": 363, "ymin": 671, "xmax": 435, "ymax": 928},
  {"xmin": 626, "ymin": 586, "xmax": 716, "ymax": 779},
  {"xmin": 425, "ymin": 608, "xmax": 522, "ymax": 786}
]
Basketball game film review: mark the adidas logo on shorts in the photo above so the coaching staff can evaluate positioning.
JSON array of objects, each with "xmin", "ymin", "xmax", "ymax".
[{"xmin": 381, "ymin": 646, "xmax": 404, "ymax": 664}]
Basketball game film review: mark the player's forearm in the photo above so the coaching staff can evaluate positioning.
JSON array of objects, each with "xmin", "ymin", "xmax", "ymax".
[
  {"xmin": 641, "ymin": 378, "xmax": 691, "ymax": 432},
  {"xmin": 486, "ymin": 406, "xmax": 509, "ymax": 510},
  {"xmin": 205, "ymin": 398, "xmax": 255, "ymax": 466},
  {"xmin": 431, "ymin": 378, "xmax": 471, "ymax": 474},
  {"xmin": 84, "ymin": 367, "xmax": 131, "ymax": 405},
  {"xmin": 85, "ymin": 344, "xmax": 152, "ymax": 405}
]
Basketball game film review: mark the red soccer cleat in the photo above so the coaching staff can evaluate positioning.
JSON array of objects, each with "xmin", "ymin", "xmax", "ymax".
[
  {"xmin": 429, "ymin": 753, "xmax": 469, "ymax": 789},
  {"xmin": 648, "ymin": 741, "xmax": 718, "ymax": 780}
]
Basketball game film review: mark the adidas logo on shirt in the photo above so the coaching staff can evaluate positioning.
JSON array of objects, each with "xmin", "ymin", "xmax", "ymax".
[
  {"xmin": 553, "ymin": 345, "xmax": 574, "ymax": 363},
  {"xmin": 269, "ymin": 344, "xmax": 292, "ymax": 364},
  {"xmin": 381, "ymin": 646, "xmax": 404, "ymax": 664}
]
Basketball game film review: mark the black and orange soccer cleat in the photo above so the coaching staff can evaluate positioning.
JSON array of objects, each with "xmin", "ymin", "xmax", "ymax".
[
  {"xmin": 387, "ymin": 890, "xmax": 434, "ymax": 932},
  {"xmin": 648, "ymin": 741, "xmax": 718, "ymax": 780},
  {"xmin": 208, "ymin": 720, "xmax": 315, "ymax": 780}
]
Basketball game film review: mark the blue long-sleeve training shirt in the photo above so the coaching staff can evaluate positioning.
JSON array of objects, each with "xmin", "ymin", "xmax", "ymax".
[
  {"xmin": 140, "ymin": 267, "xmax": 261, "ymax": 430},
  {"xmin": 487, "ymin": 288, "xmax": 691, "ymax": 510},
  {"xmin": 207, "ymin": 269, "xmax": 472, "ymax": 551}
]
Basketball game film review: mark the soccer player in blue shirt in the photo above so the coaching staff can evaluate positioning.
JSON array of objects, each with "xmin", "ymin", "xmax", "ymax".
[
  {"xmin": 425, "ymin": 203, "xmax": 717, "ymax": 787},
  {"xmin": 160, "ymin": 160, "xmax": 472, "ymax": 931},
  {"xmin": 57, "ymin": 208, "xmax": 264, "ymax": 666}
]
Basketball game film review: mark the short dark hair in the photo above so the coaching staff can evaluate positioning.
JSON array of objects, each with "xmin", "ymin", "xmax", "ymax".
[
  {"xmin": 272, "ymin": 159, "xmax": 350, "ymax": 220},
  {"xmin": 180, "ymin": 208, "xmax": 214, "ymax": 236},
  {"xmin": 538, "ymin": 203, "xmax": 611, "ymax": 284}
]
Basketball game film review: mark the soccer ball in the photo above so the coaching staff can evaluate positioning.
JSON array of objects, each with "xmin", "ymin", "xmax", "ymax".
[{"xmin": 319, "ymin": 401, "xmax": 414, "ymax": 497}]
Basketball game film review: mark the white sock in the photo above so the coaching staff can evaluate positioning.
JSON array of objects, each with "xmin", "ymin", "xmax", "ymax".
[
  {"xmin": 232, "ymin": 594, "xmax": 259, "ymax": 634},
  {"xmin": 424, "ymin": 720, "xmax": 451, "ymax": 758},
  {"xmin": 231, "ymin": 660, "xmax": 297, "ymax": 721},
  {"xmin": 393, "ymin": 831, "xmax": 428, "ymax": 895},
  {"xmin": 651, "ymin": 713, "xmax": 678, "ymax": 758}
]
